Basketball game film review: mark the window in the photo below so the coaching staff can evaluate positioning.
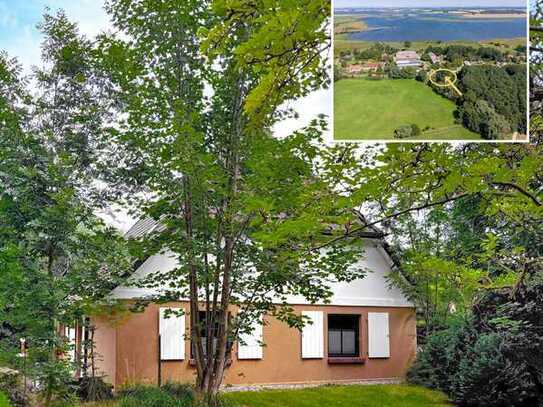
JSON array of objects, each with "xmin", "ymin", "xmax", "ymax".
[
  {"xmin": 328, "ymin": 314, "xmax": 359, "ymax": 357},
  {"xmin": 191, "ymin": 311, "xmax": 232, "ymax": 359}
]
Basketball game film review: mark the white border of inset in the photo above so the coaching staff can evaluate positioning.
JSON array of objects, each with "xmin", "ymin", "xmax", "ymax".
[{"xmin": 329, "ymin": 1, "xmax": 531, "ymax": 144}]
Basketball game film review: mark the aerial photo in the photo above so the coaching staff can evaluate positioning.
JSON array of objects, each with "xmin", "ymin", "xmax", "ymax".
[{"xmin": 333, "ymin": 1, "xmax": 528, "ymax": 141}]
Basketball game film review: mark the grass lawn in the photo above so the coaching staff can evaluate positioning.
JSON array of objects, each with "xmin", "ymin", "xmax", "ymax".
[
  {"xmin": 0, "ymin": 392, "xmax": 10, "ymax": 407},
  {"xmin": 84, "ymin": 384, "xmax": 451, "ymax": 407},
  {"xmin": 223, "ymin": 384, "xmax": 451, "ymax": 407},
  {"xmin": 333, "ymin": 78, "xmax": 481, "ymax": 140}
]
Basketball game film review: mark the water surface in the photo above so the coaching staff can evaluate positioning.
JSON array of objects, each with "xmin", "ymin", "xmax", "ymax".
[{"xmin": 342, "ymin": 11, "xmax": 526, "ymax": 42}]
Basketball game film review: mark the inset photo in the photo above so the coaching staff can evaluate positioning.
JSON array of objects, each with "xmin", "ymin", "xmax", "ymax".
[{"xmin": 333, "ymin": 0, "xmax": 528, "ymax": 141}]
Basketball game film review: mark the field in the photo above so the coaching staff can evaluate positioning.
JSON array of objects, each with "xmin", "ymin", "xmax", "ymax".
[
  {"xmin": 334, "ymin": 16, "xmax": 368, "ymax": 35},
  {"xmin": 333, "ymin": 79, "xmax": 481, "ymax": 140}
]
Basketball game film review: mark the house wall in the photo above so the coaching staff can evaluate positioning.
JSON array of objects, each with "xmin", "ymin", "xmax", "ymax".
[
  {"xmin": 93, "ymin": 316, "xmax": 117, "ymax": 385},
  {"xmin": 92, "ymin": 302, "xmax": 417, "ymax": 388}
]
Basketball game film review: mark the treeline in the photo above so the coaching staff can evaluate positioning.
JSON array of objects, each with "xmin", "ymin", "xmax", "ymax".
[
  {"xmin": 457, "ymin": 65, "xmax": 526, "ymax": 139},
  {"xmin": 425, "ymin": 64, "xmax": 526, "ymax": 139},
  {"xmin": 425, "ymin": 44, "xmax": 507, "ymax": 63},
  {"xmin": 338, "ymin": 42, "xmax": 399, "ymax": 61}
]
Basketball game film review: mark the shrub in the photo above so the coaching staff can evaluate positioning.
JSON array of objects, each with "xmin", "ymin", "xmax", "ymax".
[
  {"xmin": 76, "ymin": 376, "xmax": 113, "ymax": 402},
  {"xmin": 117, "ymin": 384, "xmax": 234, "ymax": 407},
  {"xmin": 407, "ymin": 317, "xmax": 473, "ymax": 394},
  {"xmin": 408, "ymin": 270, "xmax": 543, "ymax": 407},
  {"xmin": 0, "ymin": 367, "xmax": 27, "ymax": 407},
  {"xmin": 394, "ymin": 125, "xmax": 413, "ymax": 139},
  {"xmin": 118, "ymin": 384, "xmax": 190, "ymax": 407},
  {"xmin": 411, "ymin": 124, "xmax": 421, "ymax": 137},
  {"xmin": 161, "ymin": 382, "xmax": 195, "ymax": 404},
  {"xmin": 394, "ymin": 124, "xmax": 421, "ymax": 139},
  {"xmin": 416, "ymin": 70, "xmax": 427, "ymax": 82}
]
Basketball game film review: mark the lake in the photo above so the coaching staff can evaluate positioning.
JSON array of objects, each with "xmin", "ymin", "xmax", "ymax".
[{"xmin": 341, "ymin": 10, "xmax": 527, "ymax": 42}]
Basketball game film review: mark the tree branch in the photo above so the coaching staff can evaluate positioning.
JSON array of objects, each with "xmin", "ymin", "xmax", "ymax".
[{"xmin": 491, "ymin": 182, "xmax": 542, "ymax": 206}]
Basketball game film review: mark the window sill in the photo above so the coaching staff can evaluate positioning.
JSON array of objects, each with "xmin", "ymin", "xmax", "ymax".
[{"xmin": 327, "ymin": 357, "xmax": 365, "ymax": 364}]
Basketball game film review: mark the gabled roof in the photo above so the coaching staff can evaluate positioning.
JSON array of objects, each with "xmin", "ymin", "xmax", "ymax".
[
  {"xmin": 114, "ymin": 212, "xmax": 416, "ymax": 306},
  {"xmin": 395, "ymin": 50, "xmax": 420, "ymax": 60},
  {"xmin": 124, "ymin": 217, "xmax": 164, "ymax": 239}
]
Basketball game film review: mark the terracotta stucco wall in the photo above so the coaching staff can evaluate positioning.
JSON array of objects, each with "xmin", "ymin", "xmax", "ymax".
[
  {"xmin": 92, "ymin": 316, "xmax": 117, "ymax": 385},
  {"xmin": 92, "ymin": 302, "xmax": 417, "ymax": 388}
]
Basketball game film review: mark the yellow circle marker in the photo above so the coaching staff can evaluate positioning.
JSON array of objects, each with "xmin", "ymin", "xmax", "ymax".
[{"xmin": 428, "ymin": 68, "xmax": 463, "ymax": 97}]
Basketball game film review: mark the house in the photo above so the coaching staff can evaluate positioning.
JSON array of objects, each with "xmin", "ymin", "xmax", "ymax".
[
  {"xmin": 345, "ymin": 64, "xmax": 365, "ymax": 75},
  {"xmin": 427, "ymin": 52, "xmax": 441, "ymax": 65},
  {"xmin": 91, "ymin": 219, "xmax": 417, "ymax": 388},
  {"xmin": 394, "ymin": 51, "xmax": 422, "ymax": 68},
  {"xmin": 362, "ymin": 62, "xmax": 386, "ymax": 72},
  {"xmin": 345, "ymin": 62, "xmax": 385, "ymax": 75},
  {"xmin": 346, "ymin": 62, "xmax": 385, "ymax": 75}
]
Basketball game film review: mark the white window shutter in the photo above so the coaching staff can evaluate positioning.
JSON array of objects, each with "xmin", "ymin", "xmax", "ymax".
[
  {"xmin": 238, "ymin": 315, "xmax": 263, "ymax": 360},
  {"xmin": 159, "ymin": 307, "xmax": 185, "ymax": 360},
  {"xmin": 301, "ymin": 311, "xmax": 324, "ymax": 359},
  {"xmin": 368, "ymin": 312, "xmax": 390, "ymax": 358}
]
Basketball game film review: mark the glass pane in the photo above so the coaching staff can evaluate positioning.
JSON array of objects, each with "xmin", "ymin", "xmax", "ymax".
[
  {"xmin": 329, "ymin": 330, "xmax": 342, "ymax": 355},
  {"xmin": 342, "ymin": 330, "xmax": 356, "ymax": 355}
]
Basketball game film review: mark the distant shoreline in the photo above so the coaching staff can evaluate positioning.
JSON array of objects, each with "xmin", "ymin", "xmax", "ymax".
[
  {"xmin": 335, "ymin": 37, "xmax": 526, "ymax": 45},
  {"xmin": 460, "ymin": 13, "xmax": 526, "ymax": 19}
]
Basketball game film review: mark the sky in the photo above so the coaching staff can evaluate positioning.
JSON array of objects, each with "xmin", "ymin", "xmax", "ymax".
[
  {"xmin": 0, "ymin": 0, "xmax": 331, "ymax": 231},
  {"xmin": 334, "ymin": 0, "xmax": 526, "ymax": 7}
]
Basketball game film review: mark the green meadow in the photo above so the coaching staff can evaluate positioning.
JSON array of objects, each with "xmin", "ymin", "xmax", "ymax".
[
  {"xmin": 333, "ymin": 79, "xmax": 481, "ymax": 140},
  {"xmin": 84, "ymin": 384, "xmax": 451, "ymax": 407}
]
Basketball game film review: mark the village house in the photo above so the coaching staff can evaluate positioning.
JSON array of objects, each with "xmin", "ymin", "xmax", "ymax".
[
  {"xmin": 394, "ymin": 50, "xmax": 423, "ymax": 68},
  {"xmin": 427, "ymin": 52, "xmax": 441, "ymax": 65},
  {"xmin": 89, "ymin": 219, "xmax": 417, "ymax": 389},
  {"xmin": 345, "ymin": 62, "xmax": 385, "ymax": 75}
]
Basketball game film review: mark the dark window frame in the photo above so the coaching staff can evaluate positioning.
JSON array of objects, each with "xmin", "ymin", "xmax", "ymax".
[
  {"xmin": 327, "ymin": 314, "xmax": 360, "ymax": 357},
  {"xmin": 191, "ymin": 311, "xmax": 232, "ymax": 359}
]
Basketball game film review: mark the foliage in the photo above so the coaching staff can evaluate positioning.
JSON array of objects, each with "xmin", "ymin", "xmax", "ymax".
[
  {"xmin": 200, "ymin": 0, "xmax": 331, "ymax": 127},
  {"xmin": 335, "ymin": 142, "xmax": 541, "ymax": 342},
  {"xmin": 531, "ymin": 1, "xmax": 543, "ymax": 136},
  {"xmin": 415, "ymin": 70, "xmax": 427, "ymax": 82},
  {"xmin": 410, "ymin": 124, "xmax": 421, "ymax": 136},
  {"xmin": 458, "ymin": 99, "xmax": 511, "ymax": 140},
  {"xmin": 389, "ymin": 66, "xmax": 417, "ymax": 79},
  {"xmin": 334, "ymin": 64, "xmax": 342, "ymax": 82},
  {"xmin": 458, "ymin": 65, "xmax": 526, "ymax": 136},
  {"xmin": 392, "ymin": 124, "xmax": 421, "ymax": 139},
  {"xmin": 408, "ymin": 269, "xmax": 543, "ymax": 407},
  {"xmin": 393, "ymin": 125, "xmax": 414, "ymax": 139},
  {"xmin": 116, "ymin": 384, "xmax": 228, "ymax": 407},
  {"xmin": 425, "ymin": 45, "xmax": 505, "ymax": 63},
  {"xmin": 159, "ymin": 383, "xmax": 195, "ymax": 405},
  {"xmin": 118, "ymin": 386, "xmax": 186, "ymax": 407},
  {"xmin": 349, "ymin": 42, "xmax": 398, "ymax": 62},
  {"xmin": 0, "ymin": 368, "xmax": 26, "ymax": 407},
  {"xmin": 99, "ymin": 0, "xmax": 354, "ymax": 397},
  {"xmin": 76, "ymin": 376, "xmax": 113, "ymax": 402},
  {"xmin": 0, "ymin": 11, "xmax": 131, "ymax": 405}
]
